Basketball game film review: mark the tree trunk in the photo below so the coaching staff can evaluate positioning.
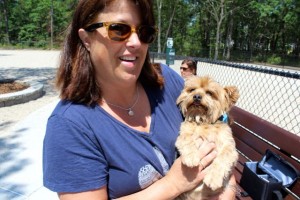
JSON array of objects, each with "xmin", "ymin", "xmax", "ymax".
[
  {"xmin": 280, "ymin": 22, "xmax": 286, "ymax": 55},
  {"xmin": 50, "ymin": 0, "xmax": 54, "ymax": 49},
  {"xmin": 249, "ymin": 35, "xmax": 253, "ymax": 62},
  {"xmin": 156, "ymin": 0, "xmax": 162, "ymax": 54},
  {"xmin": 2, "ymin": 0, "xmax": 10, "ymax": 44},
  {"xmin": 213, "ymin": 0, "xmax": 225, "ymax": 60},
  {"xmin": 214, "ymin": 22, "xmax": 221, "ymax": 60},
  {"xmin": 226, "ymin": 10, "xmax": 233, "ymax": 60},
  {"xmin": 200, "ymin": 12, "xmax": 211, "ymax": 58}
]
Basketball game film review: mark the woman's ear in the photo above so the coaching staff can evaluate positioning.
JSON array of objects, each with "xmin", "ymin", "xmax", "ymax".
[{"xmin": 78, "ymin": 28, "xmax": 91, "ymax": 51}]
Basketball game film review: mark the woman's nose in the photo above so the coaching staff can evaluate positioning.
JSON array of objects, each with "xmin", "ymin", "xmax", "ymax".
[{"xmin": 126, "ymin": 32, "xmax": 142, "ymax": 48}]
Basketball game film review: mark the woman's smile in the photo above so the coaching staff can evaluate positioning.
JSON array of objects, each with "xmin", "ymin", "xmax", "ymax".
[{"xmin": 119, "ymin": 55, "xmax": 138, "ymax": 69}]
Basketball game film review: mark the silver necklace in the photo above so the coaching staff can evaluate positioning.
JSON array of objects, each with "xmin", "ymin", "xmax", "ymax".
[{"xmin": 104, "ymin": 86, "xmax": 139, "ymax": 116}]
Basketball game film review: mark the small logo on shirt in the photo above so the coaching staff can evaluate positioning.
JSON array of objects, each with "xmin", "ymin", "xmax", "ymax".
[
  {"xmin": 138, "ymin": 164, "xmax": 162, "ymax": 189},
  {"xmin": 138, "ymin": 147, "xmax": 170, "ymax": 189}
]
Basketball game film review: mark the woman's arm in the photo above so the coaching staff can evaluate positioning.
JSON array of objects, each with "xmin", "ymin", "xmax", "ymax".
[
  {"xmin": 218, "ymin": 174, "xmax": 238, "ymax": 200},
  {"xmin": 59, "ymin": 187, "xmax": 108, "ymax": 200}
]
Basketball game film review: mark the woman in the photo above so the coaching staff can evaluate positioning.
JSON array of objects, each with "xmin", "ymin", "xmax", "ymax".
[
  {"xmin": 180, "ymin": 59, "xmax": 197, "ymax": 78},
  {"xmin": 43, "ymin": 0, "xmax": 236, "ymax": 199}
]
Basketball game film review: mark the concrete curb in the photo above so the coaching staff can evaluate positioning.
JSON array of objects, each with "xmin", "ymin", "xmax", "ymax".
[{"xmin": 0, "ymin": 81, "xmax": 44, "ymax": 107}]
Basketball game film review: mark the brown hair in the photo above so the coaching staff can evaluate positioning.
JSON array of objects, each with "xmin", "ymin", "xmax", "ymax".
[
  {"xmin": 56, "ymin": 0, "xmax": 163, "ymax": 105},
  {"xmin": 181, "ymin": 59, "xmax": 197, "ymax": 75}
]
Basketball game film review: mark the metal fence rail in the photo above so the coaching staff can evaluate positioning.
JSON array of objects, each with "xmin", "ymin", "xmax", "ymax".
[{"xmin": 150, "ymin": 52, "xmax": 300, "ymax": 136}]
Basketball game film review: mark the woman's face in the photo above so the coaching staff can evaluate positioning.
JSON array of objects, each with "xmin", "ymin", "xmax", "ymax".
[
  {"xmin": 180, "ymin": 63, "xmax": 195, "ymax": 78},
  {"xmin": 80, "ymin": 0, "xmax": 148, "ymax": 88}
]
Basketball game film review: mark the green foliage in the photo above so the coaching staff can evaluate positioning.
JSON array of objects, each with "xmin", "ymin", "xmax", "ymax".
[
  {"xmin": 267, "ymin": 55, "xmax": 282, "ymax": 65},
  {"xmin": 0, "ymin": 0, "xmax": 76, "ymax": 48}
]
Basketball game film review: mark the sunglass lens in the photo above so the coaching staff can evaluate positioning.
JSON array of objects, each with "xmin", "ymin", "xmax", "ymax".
[
  {"xmin": 108, "ymin": 23, "xmax": 131, "ymax": 41},
  {"xmin": 180, "ymin": 67, "xmax": 188, "ymax": 71},
  {"xmin": 138, "ymin": 26, "xmax": 156, "ymax": 43}
]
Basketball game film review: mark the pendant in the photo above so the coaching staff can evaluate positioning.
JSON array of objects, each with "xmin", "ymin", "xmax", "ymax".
[{"xmin": 128, "ymin": 109, "xmax": 134, "ymax": 116}]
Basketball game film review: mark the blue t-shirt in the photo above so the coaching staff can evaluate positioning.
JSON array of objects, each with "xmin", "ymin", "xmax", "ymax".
[{"xmin": 43, "ymin": 64, "xmax": 184, "ymax": 199}]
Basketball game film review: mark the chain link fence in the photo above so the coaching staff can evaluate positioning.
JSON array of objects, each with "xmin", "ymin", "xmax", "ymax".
[
  {"xmin": 150, "ymin": 52, "xmax": 300, "ymax": 136},
  {"xmin": 196, "ymin": 60, "xmax": 299, "ymax": 136}
]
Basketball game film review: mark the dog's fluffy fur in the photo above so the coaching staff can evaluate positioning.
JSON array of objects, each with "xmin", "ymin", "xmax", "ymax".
[{"xmin": 175, "ymin": 76, "xmax": 239, "ymax": 200}]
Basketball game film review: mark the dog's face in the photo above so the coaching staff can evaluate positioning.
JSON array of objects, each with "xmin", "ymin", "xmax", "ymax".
[{"xmin": 177, "ymin": 76, "xmax": 239, "ymax": 123}]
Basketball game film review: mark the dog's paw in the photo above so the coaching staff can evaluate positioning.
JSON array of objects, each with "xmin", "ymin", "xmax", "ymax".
[
  {"xmin": 181, "ymin": 154, "xmax": 201, "ymax": 167},
  {"xmin": 204, "ymin": 172, "xmax": 224, "ymax": 190}
]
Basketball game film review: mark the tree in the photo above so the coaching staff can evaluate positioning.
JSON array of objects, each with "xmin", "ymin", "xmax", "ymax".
[
  {"xmin": 156, "ymin": 0, "xmax": 162, "ymax": 53},
  {"xmin": 200, "ymin": 0, "xmax": 229, "ymax": 60},
  {"xmin": 154, "ymin": 0, "xmax": 181, "ymax": 54},
  {"xmin": 0, "ymin": 0, "xmax": 11, "ymax": 44},
  {"xmin": 0, "ymin": 0, "xmax": 76, "ymax": 47}
]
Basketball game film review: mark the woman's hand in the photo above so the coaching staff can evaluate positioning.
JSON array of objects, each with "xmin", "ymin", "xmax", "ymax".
[{"xmin": 164, "ymin": 141, "xmax": 217, "ymax": 196}]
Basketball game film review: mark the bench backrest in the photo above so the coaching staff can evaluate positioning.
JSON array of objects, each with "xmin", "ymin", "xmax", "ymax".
[{"xmin": 230, "ymin": 106, "xmax": 300, "ymax": 199}]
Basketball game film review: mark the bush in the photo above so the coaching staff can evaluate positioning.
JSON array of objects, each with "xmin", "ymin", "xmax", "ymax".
[{"xmin": 267, "ymin": 55, "xmax": 282, "ymax": 65}]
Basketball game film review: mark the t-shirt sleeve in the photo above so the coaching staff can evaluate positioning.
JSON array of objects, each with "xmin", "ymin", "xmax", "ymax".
[{"xmin": 43, "ymin": 114, "xmax": 107, "ymax": 193}]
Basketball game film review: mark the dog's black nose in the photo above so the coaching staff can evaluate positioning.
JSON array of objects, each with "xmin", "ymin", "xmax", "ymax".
[{"xmin": 193, "ymin": 94, "xmax": 202, "ymax": 102}]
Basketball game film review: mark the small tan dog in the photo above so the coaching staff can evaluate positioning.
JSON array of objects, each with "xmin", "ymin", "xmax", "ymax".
[{"xmin": 175, "ymin": 76, "xmax": 239, "ymax": 200}]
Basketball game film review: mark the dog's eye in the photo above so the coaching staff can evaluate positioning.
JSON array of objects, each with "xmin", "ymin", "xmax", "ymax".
[
  {"xmin": 206, "ymin": 91, "xmax": 218, "ymax": 99},
  {"xmin": 206, "ymin": 91, "xmax": 214, "ymax": 96},
  {"xmin": 188, "ymin": 88, "xmax": 195, "ymax": 92}
]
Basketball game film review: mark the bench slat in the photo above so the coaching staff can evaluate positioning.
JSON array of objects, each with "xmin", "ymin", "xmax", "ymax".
[
  {"xmin": 233, "ymin": 125, "xmax": 266, "ymax": 160},
  {"xmin": 230, "ymin": 107, "xmax": 300, "ymax": 160}
]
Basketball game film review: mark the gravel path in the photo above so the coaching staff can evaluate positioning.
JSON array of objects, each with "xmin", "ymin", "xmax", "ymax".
[{"xmin": 0, "ymin": 50, "xmax": 61, "ymax": 137}]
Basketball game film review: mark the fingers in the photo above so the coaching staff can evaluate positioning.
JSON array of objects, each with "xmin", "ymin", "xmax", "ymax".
[
  {"xmin": 198, "ymin": 141, "xmax": 217, "ymax": 170},
  {"xmin": 199, "ymin": 160, "xmax": 205, "ymax": 170},
  {"xmin": 166, "ymin": 142, "xmax": 217, "ymax": 195}
]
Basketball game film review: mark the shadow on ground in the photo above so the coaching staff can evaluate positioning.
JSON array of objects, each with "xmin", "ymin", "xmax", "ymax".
[
  {"xmin": 0, "ymin": 127, "xmax": 30, "ymax": 199},
  {"xmin": 0, "ymin": 121, "xmax": 15, "ymax": 133}
]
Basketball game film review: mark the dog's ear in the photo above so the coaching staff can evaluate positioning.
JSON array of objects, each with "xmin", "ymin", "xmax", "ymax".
[{"xmin": 224, "ymin": 86, "xmax": 239, "ymax": 107}]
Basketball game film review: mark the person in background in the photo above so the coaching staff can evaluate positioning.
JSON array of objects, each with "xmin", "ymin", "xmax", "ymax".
[
  {"xmin": 180, "ymin": 58, "xmax": 197, "ymax": 78},
  {"xmin": 43, "ymin": 0, "xmax": 237, "ymax": 199}
]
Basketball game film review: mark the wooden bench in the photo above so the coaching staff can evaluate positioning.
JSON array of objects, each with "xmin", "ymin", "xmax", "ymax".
[{"xmin": 229, "ymin": 106, "xmax": 300, "ymax": 200}]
